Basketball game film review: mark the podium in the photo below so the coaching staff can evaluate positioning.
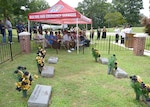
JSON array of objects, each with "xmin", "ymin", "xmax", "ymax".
[{"xmin": 125, "ymin": 33, "xmax": 135, "ymax": 48}]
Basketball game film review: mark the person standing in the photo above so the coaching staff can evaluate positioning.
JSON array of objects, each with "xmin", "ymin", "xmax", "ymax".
[
  {"xmin": 16, "ymin": 20, "xmax": 23, "ymax": 42},
  {"xmin": 97, "ymin": 26, "xmax": 101, "ymax": 40},
  {"xmin": 38, "ymin": 23, "xmax": 43, "ymax": 34},
  {"xmin": 6, "ymin": 17, "xmax": 12, "ymax": 43},
  {"xmin": 33, "ymin": 23, "xmax": 37, "ymax": 35},
  {"xmin": 114, "ymin": 26, "xmax": 120, "ymax": 43},
  {"xmin": 120, "ymin": 26, "xmax": 126, "ymax": 44},
  {"xmin": 102, "ymin": 26, "xmax": 107, "ymax": 39},
  {"xmin": 90, "ymin": 27, "xmax": 94, "ymax": 41},
  {"xmin": 0, "ymin": 20, "xmax": 6, "ymax": 43}
]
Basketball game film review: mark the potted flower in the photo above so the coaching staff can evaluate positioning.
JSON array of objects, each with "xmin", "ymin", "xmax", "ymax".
[
  {"xmin": 14, "ymin": 66, "xmax": 38, "ymax": 98},
  {"xmin": 130, "ymin": 75, "xmax": 150, "ymax": 101},
  {"xmin": 36, "ymin": 47, "xmax": 46, "ymax": 74},
  {"xmin": 14, "ymin": 66, "xmax": 32, "ymax": 98},
  {"xmin": 92, "ymin": 48, "xmax": 101, "ymax": 62}
]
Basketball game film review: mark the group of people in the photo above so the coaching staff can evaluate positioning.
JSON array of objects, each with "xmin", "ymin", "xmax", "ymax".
[
  {"xmin": 89, "ymin": 25, "xmax": 132, "ymax": 45},
  {"xmin": 90, "ymin": 26, "xmax": 107, "ymax": 41},
  {"xmin": 33, "ymin": 27, "xmax": 90, "ymax": 53},
  {"xmin": 0, "ymin": 17, "xmax": 13, "ymax": 43},
  {"xmin": 114, "ymin": 25, "xmax": 132, "ymax": 44}
]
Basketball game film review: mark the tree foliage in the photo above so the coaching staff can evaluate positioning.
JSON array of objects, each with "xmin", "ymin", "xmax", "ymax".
[
  {"xmin": 112, "ymin": 0, "xmax": 143, "ymax": 26},
  {"xmin": 104, "ymin": 12, "xmax": 126, "ymax": 27},
  {"xmin": 77, "ymin": 0, "xmax": 111, "ymax": 28},
  {"xmin": 0, "ymin": 0, "xmax": 50, "ymax": 25}
]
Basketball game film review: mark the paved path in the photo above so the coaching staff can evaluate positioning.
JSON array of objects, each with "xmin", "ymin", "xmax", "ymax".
[
  {"xmin": 111, "ymin": 41, "xmax": 150, "ymax": 57},
  {"xmin": 87, "ymin": 31, "xmax": 150, "ymax": 56}
]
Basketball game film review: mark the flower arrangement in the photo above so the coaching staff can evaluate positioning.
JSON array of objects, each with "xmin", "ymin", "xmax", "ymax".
[
  {"xmin": 92, "ymin": 48, "xmax": 101, "ymax": 62},
  {"xmin": 14, "ymin": 66, "xmax": 38, "ymax": 98},
  {"xmin": 35, "ymin": 47, "xmax": 46, "ymax": 73},
  {"xmin": 141, "ymin": 17, "xmax": 150, "ymax": 36},
  {"xmin": 108, "ymin": 54, "xmax": 117, "ymax": 74},
  {"xmin": 130, "ymin": 75, "xmax": 150, "ymax": 101}
]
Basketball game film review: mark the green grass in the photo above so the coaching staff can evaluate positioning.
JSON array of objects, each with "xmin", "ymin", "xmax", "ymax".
[
  {"xmin": 0, "ymin": 42, "xmax": 150, "ymax": 107},
  {"xmin": 105, "ymin": 27, "xmax": 145, "ymax": 33}
]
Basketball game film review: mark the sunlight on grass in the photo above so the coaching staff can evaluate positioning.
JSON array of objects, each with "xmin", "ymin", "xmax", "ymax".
[{"xmin": 0, "ymin": 41, "xmax": 149, "ymax": 107}]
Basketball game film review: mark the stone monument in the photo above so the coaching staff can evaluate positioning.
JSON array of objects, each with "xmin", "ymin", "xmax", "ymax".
[
  {"xmin": 28, "ymin": 84, "xmax": 52, "ymax": 107},
  {"xmin": 99, "ymin": 57, "xmax": 108, "ymax": 65},
  {"xmin": 41, "ymin": 66, "xmax": 54, "ymax": 78},
  {"xmin": 47, "ymin": 57, "xmax": 58, "ymax": 64}
]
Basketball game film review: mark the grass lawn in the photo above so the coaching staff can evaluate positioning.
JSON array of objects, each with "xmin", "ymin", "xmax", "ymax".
[
  {"xmin": 0, "ymin": 42, "xmax": 150, "ymax": 107},
  {"xmin": 105, "ymin": 27, "xmax": 145, "ymax": 33}
]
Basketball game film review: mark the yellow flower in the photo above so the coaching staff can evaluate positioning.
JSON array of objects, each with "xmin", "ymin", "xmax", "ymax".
[
  {"xmin": 145, "ymin": 84, "xmax": 150, "ymax": 88},
  {"xmin": 15, "ymin": 82, "xmax": 21, "ymax": 87},
  {"xmin": 137, "ymin": 75, "xmax": 142, "ymax": 83},
  {"xmin": 34, "ymin": 74, "xmax": 38, "ymax": 79}
]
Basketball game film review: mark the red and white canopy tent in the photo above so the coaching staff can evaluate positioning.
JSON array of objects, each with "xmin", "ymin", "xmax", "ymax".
[{"xmin": 28, "ymin": 0, "xmax": 92, "ymax": 53}]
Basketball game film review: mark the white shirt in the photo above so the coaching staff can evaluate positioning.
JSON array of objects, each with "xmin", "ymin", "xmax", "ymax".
[
  {"xmin": 125, "ymin": 28, "xmax": 132, "ymax": 33},
  {"xmin": 120, "ymin": 29, "xmax": 126, "ymax": 38},
  {"xmin": 38, "ymin": 34, "xmax": 44, "ymax": 39},
  {"xmin": 114, "ymin": 28, "xmax": 120, "ymax": 34},
  {"xmin": 6, "ymin": 20, "xmax": 12, "ymax": 30},
  {"xmin": 62, "ymin": 34, "xmax": 71, "ymax": 43}
]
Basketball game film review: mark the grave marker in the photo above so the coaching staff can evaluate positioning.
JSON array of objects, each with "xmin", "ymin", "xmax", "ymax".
[
  {"xmin": 28, "ymin": 84, "xmax": 52, "ymax": 107},
  {"xmin": 41, "ymin": 66, "xmax": 54, "ymax": 78}
]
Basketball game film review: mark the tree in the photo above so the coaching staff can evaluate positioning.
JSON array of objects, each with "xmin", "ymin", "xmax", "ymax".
[
  {"xmin": 0, "ymin": 0, "xmax": 50, "ymax": 26},
  {"xmin": 112, "ymin": 0, "xmax": 143, "ymax": 26},
  {"xmin": 76, "ymin": 0, "xmax": 111, "ymax": 29},
  {"xmin": 28, "ymin": 0, "xmax": 49, "ymax": 13},
  {"xmin": 104, "ymin": 12, "xmax": 126, "ymax": 27}
]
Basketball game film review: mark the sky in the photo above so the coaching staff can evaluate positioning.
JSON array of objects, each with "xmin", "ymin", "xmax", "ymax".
[{"xmin": 45, "ymin": 0, "xmax": 149, "ymax": 17}]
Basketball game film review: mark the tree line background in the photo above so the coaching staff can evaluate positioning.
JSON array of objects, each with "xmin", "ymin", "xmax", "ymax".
[{"xmin": 0, "ymin": 0, "xmax": 147, "ymax": 29}]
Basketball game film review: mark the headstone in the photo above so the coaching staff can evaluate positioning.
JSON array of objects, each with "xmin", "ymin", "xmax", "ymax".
[
  {"xmin": 48, "ymin": 57, "xmax": 58, "ymax": 64},
  {"xmin": 114, "ymin": 67, "xmax": 128, "ymax": 78},
  {"xmin": 41, "ymin": 66, "xmax": 54, "ymax": 78},
  {"xmin": 99, "ymin": 57, "xmax": 108, "ymax": 65},
  {"xmin": 28, "ymin": 84, "xmax": 52, "ymax": 107}
]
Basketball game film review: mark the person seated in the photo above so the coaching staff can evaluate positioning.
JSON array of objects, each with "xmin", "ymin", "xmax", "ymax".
[
  {"xmin": 45, "ymin": 31, "xmax": 60, "ymax": 49},
  {"xmin": 62, "ymin": 30, "xmax": 75, "ymax": 52},
  {"xmin": 44, "ymin": 30, "xmax": 52, "ymax": 47},
  {"xmin": 33, "ymin": 31, "xmax": 47, "ymax": 48},
  {"xmin": 57, "ymin": 31, "xmax": 62, "ymax": 41},
  {"xmin": 48, "ymin": 31, "xmax": 55, "ymax": 45},
  {"xmin": 53, "ymin": 31, "xmax": 61, "ymax": 49},
  {"xmin": 79, "ymin": 31, "xmax": 90, "ymax": 47}
]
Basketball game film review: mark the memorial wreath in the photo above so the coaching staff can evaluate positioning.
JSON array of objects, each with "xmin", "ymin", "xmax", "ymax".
[
  {"xmin": 14, "ymin": 66, "xmax": 38, "ymax": 98},
  {"xmin": 36, "ymin": 47, "xmax": 46, "ymax": 73},
  {"xmin": 130, "ymin": 75, "xmax": 150, "ymax": 101},
  {"xmin": 92, "ymin": 48, "xmax": 101, "ymax": 62}
]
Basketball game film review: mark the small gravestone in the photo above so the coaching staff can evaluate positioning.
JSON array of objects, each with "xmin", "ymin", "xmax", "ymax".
[
  {"xmin": 28, "ymin": 84, "xmax": 52, "ymax": 107},
  {"xmin": 48, "ymin": 57, "xmax": 58, "ymax": 64},
  {"xmin": 114, "ymin": 67, "xmax": 128, "ymax": 78},
  {"xmin": 41, "ymin": 66, "xmax": 54, "ymax": 78},
  {"xmin": 99, "ymin": 57, "xmax": 108, "ymax": 65}
]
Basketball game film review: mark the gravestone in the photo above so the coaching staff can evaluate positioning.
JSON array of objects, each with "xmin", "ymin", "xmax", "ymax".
[
  {"xmin": 28, "ymin": 84, "xmax": 52, "ymax": 107},
  {"xmin": 41, "ymin": 66, "xmax": 54, "ymax": 78},
  {"xmin": 99, "ymin": 57, "xmax": 108, "ymax": 65},
  {"xmin": 113, "ymin": 67, "xmax": 128, "ymax": 78},
  {"xmin": 48, "ymin": 57, "xmax": 58, "ymax": 64}
]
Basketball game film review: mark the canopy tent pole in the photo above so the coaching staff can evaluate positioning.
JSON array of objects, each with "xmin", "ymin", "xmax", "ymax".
[
  {"xmin": 76, "ymin": 18, "xmax": 79, "ymax": 54},
  {"xmin": 86, "ymin": 24, "xmax": 87, "ymax": 36},
  {"xmin": 90, "ymin": 23, "xmax": 93, "ymax": 44},
  {"xmin": 28, "ymin": 20, "xmax": 30, "ymax": 33}
]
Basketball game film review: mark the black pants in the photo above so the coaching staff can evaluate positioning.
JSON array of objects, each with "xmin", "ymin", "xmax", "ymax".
[
  {"xmin": 121, "ymin": 36, "xmax": 124, "ymax": 44},
  {"xmin": 115, "ymin": 34, "xmax": 119, "ymax": 43}
]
